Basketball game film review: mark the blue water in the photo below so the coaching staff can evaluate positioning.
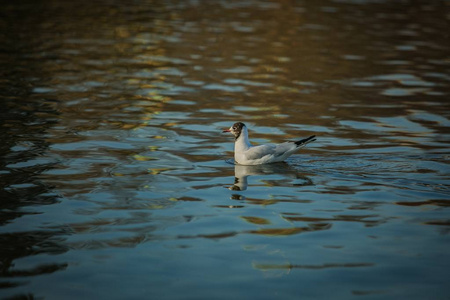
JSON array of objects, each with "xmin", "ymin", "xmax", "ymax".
[{"xmin": 1, "ymin": 1, "xmax": 449, "ymax": 299}]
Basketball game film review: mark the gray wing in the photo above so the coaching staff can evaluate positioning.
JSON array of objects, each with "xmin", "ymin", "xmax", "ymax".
[
  {"xmin": 245, "ymin": 143, "xmax": 297, "ymax": 160},
  {"xmin": 244, "ymin": 144, "xmax": 276, "ymax": 160}
]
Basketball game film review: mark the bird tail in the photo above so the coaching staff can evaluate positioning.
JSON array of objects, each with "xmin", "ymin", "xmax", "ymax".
[{"xmin": 294, "ymin": 135, "xmax": 316, "ymax": 147}]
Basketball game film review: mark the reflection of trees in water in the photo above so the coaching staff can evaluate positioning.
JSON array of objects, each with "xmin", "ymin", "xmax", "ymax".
[
  {"xmin": 0, "ymin": 61, "xmax": 61, "ymax": 222},
  {"xmin": 1, "ymin": 0, "xmax": 176, "ymax": 260},
  {"xmin": 0, "ymin": 4, "xmax": 69, "ymax": 294},
  {"xmin": 1, "ymin": 2, "xmax": 195, "ymax": 292},
  {"xmin": 0, "ymin": 2, "xmax": 62, "ymax": 221},
  {"xmin": 0, "ymin": 231, "xmax": 68, "ymax": 280},
  {"xmin": 0, "ymin": 99, "xmax": 65, "ymax": 296}
]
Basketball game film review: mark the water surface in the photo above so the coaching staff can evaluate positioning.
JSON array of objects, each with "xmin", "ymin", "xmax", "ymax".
[{"xmin": 1, "ymin": 1, "xmax": 449, "ymax": 299}]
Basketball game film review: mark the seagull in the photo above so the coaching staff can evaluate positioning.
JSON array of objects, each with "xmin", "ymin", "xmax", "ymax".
[{"xmin": 223, "ymin": 122, "xmax": 316, "ymax": 165}]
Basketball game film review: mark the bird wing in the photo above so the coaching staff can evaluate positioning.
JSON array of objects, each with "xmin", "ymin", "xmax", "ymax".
[
  {"xmin": 274, "ymin": 142, "xmax": 298, "ymax": 154},
  {"xmin": 244, "ymin": 142, "xmax": 297, "ymax": 161},
  {"xmin": 244, "ymin": 144, "xmax": 276, "ymax": 161}
]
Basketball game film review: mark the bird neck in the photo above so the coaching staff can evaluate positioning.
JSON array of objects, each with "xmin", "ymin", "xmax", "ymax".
[{"xmin": 234, "ymin": 127, "xmax": 251, "ymax": 152}]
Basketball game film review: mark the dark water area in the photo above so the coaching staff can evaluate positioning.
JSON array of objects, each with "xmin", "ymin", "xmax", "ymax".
[{"xmin": 1, "ymin": 0, "xmax": 449, "ymax": 299}]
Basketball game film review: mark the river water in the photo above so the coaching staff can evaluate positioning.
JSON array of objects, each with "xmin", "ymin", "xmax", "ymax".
[{"xmin": 1, "ymin": 0, "xmax": 449, "ymax": 299}]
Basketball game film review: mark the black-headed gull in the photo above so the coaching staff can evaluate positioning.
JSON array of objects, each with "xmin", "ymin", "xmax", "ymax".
[{"xmin": 223, "ymin": 122, "xmax": 316, "ymax": 165}]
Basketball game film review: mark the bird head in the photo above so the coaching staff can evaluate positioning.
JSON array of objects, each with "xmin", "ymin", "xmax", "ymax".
[{"xmin": 223, "ymin": 122, "xmax": 246, "ymax": 140}]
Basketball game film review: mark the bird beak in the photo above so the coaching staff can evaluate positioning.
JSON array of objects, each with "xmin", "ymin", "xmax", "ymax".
[{"xmin": 222, "ymin": 129, "xmax": 231, "ymax": 133}]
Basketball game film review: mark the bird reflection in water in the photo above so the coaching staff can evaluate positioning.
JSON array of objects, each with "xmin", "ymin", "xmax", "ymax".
[{"xmin": 227, "ymin": 161, "xmax": 313, "ymax": 192}]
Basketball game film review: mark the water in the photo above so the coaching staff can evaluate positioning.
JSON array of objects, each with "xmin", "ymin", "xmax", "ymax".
[{"xmin": 1, "ymin": 0, "xmax": 449, "ymax": 299}]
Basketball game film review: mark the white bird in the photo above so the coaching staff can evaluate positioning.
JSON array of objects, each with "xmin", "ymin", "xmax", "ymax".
[{"xmin": 223, "ymin": 122, "xmax": 316, "ymax": 165}]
